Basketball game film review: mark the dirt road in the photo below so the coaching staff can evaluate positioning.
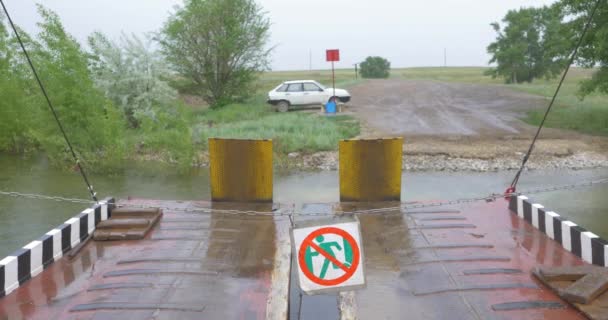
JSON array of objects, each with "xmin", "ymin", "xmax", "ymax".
[
  {"xmin": 330, "ymin": 78, "xmax": 608, "ymax": 171},
  {"xmin": 348, "ymin": 79, "xmax": 548, "ymax": 137}
]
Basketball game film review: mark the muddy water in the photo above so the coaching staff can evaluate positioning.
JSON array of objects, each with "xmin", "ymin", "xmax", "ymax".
[{"xmin": 0, "ymin": 154, "xmax": 607, "ymax": 257}]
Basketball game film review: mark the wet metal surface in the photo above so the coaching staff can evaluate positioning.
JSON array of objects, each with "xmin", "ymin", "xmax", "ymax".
[
  {"xmin": 463, "ymin": 268, "xmax": 523, "ymax": 275},
  {"xmin": 410, "ymin": 223, "xmax": 477, "ymax": 229},
  {"xmin": 70, "ymin": 302, "xmax": 206, "ymax": 312},
  {"xmin": 335, "ymin": 199, "xmax": 588, "ymax": 320},
  {"xmin": 0, "ymin": 200, "xmax": 291, "ymax": 320},
  {"xmin": 289, "ymin": 203, "xmax": 340, "ymax": 320},
  {"xmin": 491, "ymin": 301, "xmax": 565, "ymax": 311},
  {"xmin": 415, "ymin": 216, "xmax": 468, "ymax": 221},
  {"xmin": 412, "ymin": 243, "xmax": 494, "ymax": 250},
  {"xmin": 412, "ymin": 283, "xmax": 538, "ymax": 296},
  {"xmin": 87, "ymin": 283, "xmax": 153, "ymax": 291},
  {"xmin": 0, "ymin": 199, "xmax": 595, "ymax": 319}
]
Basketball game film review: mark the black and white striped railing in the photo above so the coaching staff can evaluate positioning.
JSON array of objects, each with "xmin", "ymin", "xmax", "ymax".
[
  {"xmin": 0, "ymin": 198, "xmax": 114, "ymax": 297},
  {"xmin": 509, "ymin": 195, "xmax": 607, "ymax": 266}
]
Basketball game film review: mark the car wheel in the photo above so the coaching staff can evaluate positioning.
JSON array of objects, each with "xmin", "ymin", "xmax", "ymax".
[
  {"xmin": 277, "ymin": 101, "xmax": 289, "ymax": 112},
  {"xmin": 328, "ymin": 96, "xmax": 337, "ymax": 103}
]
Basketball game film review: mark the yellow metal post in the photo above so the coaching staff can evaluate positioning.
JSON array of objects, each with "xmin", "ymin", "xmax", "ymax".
[
  {"xmin": 209, "ymin": 138, "xmax": 273, "ymax": 202},
  {"xmin": 339, "ymin": 138, "xmax": 403, "ymax": 202}
]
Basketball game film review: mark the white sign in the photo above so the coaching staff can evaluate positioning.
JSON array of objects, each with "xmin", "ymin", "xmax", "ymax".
[{"xmin": 292, "ymin": 217, "xmax": 365, "ymax": 294}]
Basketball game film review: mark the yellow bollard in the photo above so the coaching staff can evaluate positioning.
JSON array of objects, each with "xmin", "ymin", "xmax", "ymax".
[
  {"xmin": 339, "ymin": 138, "xmax": 403, "ymax": 202},
  {"xmin": 209, "ymin": 138, "xmax": 273, "ymax": 202}
]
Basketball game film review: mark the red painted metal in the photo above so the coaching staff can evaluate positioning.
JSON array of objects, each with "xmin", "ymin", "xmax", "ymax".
[
  {"xmin": 338, "ymin": 199, "xmax": 588, "ymax": 320},
  {"xmin": 505, "ymin": 186, "xmax": 516, "ymax": 199},
  {"xmin": 0, "ymin": 198, "xmax": 592, "ymax": 319},
  {"xmin": 326, "ymin": 49, "xmax": 340, "ymax": 62}
]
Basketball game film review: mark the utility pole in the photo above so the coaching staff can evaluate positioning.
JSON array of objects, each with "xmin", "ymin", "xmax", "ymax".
[
  {"xmin": 309, "ymin": 49, "xmax": 312, "ymax": 72},
  {"xmin": 354, "ymin": 63, "xmax": 358, "ymax": 80},
  {"xmin": 444, "ymin": 48, "xmax": 447, "ymax": 67}
]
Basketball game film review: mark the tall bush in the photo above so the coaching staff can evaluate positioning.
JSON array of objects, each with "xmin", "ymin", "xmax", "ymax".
[
  {"xmin": 360, "ymin": 56, "xmax": 391, "ymax": 79},
  {"xmin": 88, "ymin": 32, "xmax": 177, "ymax": 128}
]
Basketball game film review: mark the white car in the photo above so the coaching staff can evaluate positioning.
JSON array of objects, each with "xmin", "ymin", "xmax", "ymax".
[{"xmin": 267, "ymin": 80, "xmax": 351, "ymax": 112}]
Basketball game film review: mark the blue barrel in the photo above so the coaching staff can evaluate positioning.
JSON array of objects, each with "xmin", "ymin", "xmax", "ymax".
[{"xmin": 325, "ymin": 101, "xmax": 337, "ymax": 113}]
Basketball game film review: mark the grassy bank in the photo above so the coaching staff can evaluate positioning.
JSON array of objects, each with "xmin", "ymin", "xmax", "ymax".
[
  {"xmin": 195, "ymin": 74, "xmax": 360, "ymax": 151},
  {"xmin": 189, "ymin": 98, "xmax": 359, "ymax": 154},
  {"xmin": 134, "ymin": 74, "xmax": 362, "ymax": 168},
  {"xmin": 394, "ymin": 67, "xmax": 608, "ymax": 136}
]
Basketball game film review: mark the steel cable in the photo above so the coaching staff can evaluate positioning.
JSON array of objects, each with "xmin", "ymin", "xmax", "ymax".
[
  {"xmin": 510, "ymin": 0, "xmax": 602, "ymax": 190},
  {"xmin": 0, "ymin": 0, "xmax": 98, "ymax": 202},
  {"xmin": 1, "ymin": 177, "xmax": 607, "ymax": 216}
]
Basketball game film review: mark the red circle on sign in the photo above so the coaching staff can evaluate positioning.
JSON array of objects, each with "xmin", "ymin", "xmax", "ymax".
[{"xmin": 298, "ymin": 227, "xmax": 360, "ymax": 286}]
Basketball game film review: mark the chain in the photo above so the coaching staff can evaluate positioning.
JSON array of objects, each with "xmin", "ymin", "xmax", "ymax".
[
  {"xmin": 114, "ymin": 203, "xmax": 287, "ymax": 217},
  {"xmin": 403, "ymin": 177, "xmax": 608, "ymax": 211},
  {"xmin": 0, "ymin": 190, "xmax": 95, "ymax": 205},
  {"xmin": 1, "ymin": 177, "xmax": 607, "ymax": 216}
]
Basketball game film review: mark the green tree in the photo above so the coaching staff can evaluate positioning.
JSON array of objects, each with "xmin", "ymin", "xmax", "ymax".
[
  {"xmin": 0, "ymin": 15, "xmax": 36, "ymax": 152},
  {"xmin": 360, "ymin": 56, "xmax": 390, "ymax": 79},
  {"xmin": 88, "ymin": 32, "xmax": 177, "ymax": 128},
  {"xmin": 28, "ymin": 5, "xmax": 126, "ymax": 168},
  {"xmin": 158, "ymin": 0, "xmax": 271, "ymax": 108},
  {"xmin": 560, "ymin": 0, "xmax": 608, "ymax": 96},
  {"xmin": 486, "ymin": 5, "xmax": 571, "ymax": 84}
]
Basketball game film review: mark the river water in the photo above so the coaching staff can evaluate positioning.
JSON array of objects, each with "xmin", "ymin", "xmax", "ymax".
[{"xmin": 0, "ymin": 154, "xmax": 607, "ymax": 257}]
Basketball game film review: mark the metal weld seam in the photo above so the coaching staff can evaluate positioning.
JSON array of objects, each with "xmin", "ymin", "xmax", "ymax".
[{"xmin": 413, "ymin": 283, "xmax": 538, "ymax": 296}]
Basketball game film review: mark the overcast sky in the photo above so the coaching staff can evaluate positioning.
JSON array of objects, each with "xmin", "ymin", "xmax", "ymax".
[{"xmin": 3, "ymin": 0, "xmax": 557, "ymax": 70}]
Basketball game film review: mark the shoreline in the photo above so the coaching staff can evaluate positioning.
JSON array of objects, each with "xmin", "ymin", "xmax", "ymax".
[
  {"xmin": 286, "ymin": 150, "xmax": 608, "ymax": 172},
  {"xmin": 180, "ymin": 149, "xmax": 608, "ymax": 172}
]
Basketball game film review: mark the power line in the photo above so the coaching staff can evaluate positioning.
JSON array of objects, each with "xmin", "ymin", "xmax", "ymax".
[{"xmin": 0, "ymin": 0, "xmax": 98, "ymax": 202}]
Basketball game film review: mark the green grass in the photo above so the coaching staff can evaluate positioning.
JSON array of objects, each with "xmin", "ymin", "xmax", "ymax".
[
  {"xmin": 187, "ymin": 93, "xmax": 359, "ymax": 154},
  {"xmin": 174, "ymin": 71, "xmax": 363, "ymax": 158},
  {"xmin": 393, "ymin": 67, "xmax": 608, "ymax": 136},
  {"xmin": 199, "ymin": 111, "xmax": 359, "ymax": 153},
  {"xmin": 395, "ymin": 67, "xmax": 504, "ymax": 84}
]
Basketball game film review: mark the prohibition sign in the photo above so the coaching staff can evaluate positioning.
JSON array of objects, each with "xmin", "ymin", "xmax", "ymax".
[{"xmin": 298, "ymin": 226, "xmax": 360, "ymax": 286}]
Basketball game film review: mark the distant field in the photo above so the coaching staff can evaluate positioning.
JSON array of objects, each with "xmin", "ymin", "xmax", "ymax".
[{"xmin": 266, "ymin": 66, "xmax": 606, "ymax": 136}]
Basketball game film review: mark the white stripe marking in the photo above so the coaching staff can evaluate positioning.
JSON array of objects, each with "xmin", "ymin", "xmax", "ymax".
[
  {"xmin": 24, "ymin": 241, "xmax": 43, "ymax": 277},
  {"xmin": 265, "ymin": 224, "xmax": 291, "ymax": 320},
  {"xmin": 517, "ymin": 196, "xmax": 528, "ymax": 219},
  {"xmin": 66, "ymin": 218, "xmax": 81, "ymax": 248},
  {"xmin": 1, "ymin": 256, "xmax": 18, "ymax": 295},
  {"xmin": 532, "ymin": 204, "xmax": 543, "ymax": 228},
  {"xmin": 561, "ymin": 221, "xmax": 577, "ymax": 252},
  {"xmin": 581, "ymin": 232, "xmax": 598, "ymax": 264},
  {"xmin": 84, "ymin": 209, "xmax": 95, "ymax": 233},
  {"xmin": 545, "ymin": 211, "xmax": 559, "ymax": 239},
  {"xmin": 101, "ymin": 202, "xmax": 108, "ymax": 220}
]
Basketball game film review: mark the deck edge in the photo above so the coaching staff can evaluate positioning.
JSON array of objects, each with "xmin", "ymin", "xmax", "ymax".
[
  {"xmin": 509, "ymin": 195, "xmax": 608, "ymax": 267},
  {"xmin": 0, "ymin": 197, "xmax": 115, "ymax": 298}
]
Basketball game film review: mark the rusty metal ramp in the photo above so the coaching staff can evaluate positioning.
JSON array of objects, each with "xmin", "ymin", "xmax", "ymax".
[
  {"xmin": 289, "ymin": 200, "xmax": 589, "ymax": 320},
  {"xmin": 0, "ymin": 198, "xmax": 594, "ymax": 319},
  {"xmin": 0, "ymin": 200, "xmax": 292, "ymax": 320}
]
